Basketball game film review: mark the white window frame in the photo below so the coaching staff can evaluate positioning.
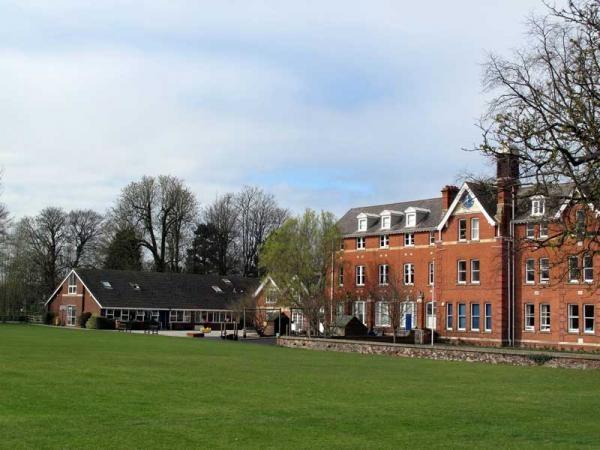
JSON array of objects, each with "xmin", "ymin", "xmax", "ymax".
[
  {"xmin": 531, "ymin": 197, "xmax": 545, "ymax": 216},
  {"xmin": 379, "ymin": 264, "xmax": 389, "ymax": 286},
  {"xmin": 457, "ymin": 260, "xmax": 467, "ymax": 284},
  {"xmin": 429, "ymin": 231, "xmax": 436, "ymax": 246},
  {"xmin": 526, "ymin": 223, "xmax": 536, "ymax": 239},
  {"xmin": 470, "ymin": 303, "xmax": 480, "ymax": 331},
  {"xmin": 381, "ymin": 215, "xmax": 391, "ymax": 230},
  {"xmin": 338, "ymin": 266, "xmax": 344, "ymax": 287},
  {"xmin": 539, "ymin": 222, "xmax": 548, "ymax": 239},
  {"xmin": 583, "ymin": 254, "xmax": 593, "ymax": 283},
  {"xmin": 428, "ymin": 262, "xmax": 434, "ymax": 286},
  {"xmin": 568, "ymin": 304, "xmax": 579, "ymax": 333},
  {"xmin": 569, "ymin": 256, "xmax": 580, "ymax": 283},
  {"xmin": 471, "ymin": 218, "xmax": 480, "ymax": 241},
  {"xmin": 67, "ymin": 273, "xmax": 77, "ymax": 295},
  {"xmin": 484, "ymin": 303, "xmax": 492, "ymax": 332},
  {"xmin": 375, "ymin": 301, "xmax": 390, "ymax": 327},
  {"xmin": 379, "ymin": 234, "xmax": 389, "ymax": 248},
  {"xmin": 403, "ymin": 263, "xmax": 414, "ymax": 285},
  {"xmin": 471, "ymin": 260, "xmax": 480, "ymax": 284},
  {"xmin": 356, "ymin": 236, "xmax": 366, "ymax": 250},
  {"xmin": 458, "ymin": 219, "xmax": 467, "ymax": 241},
  {"xmin": 524, "ymin": 303, "xmax": 535, "ymax": 331},
  {"xmin": 457, "ymin": 303, "xmax": 466, "ymax": 331},
  {"xmin": 406, "ymin": 213, "xmax": 416, "ymax": 228},
  {"xmin": 584, "ymin": 304, "xmax": 595, "ymax": 334},
  {"xmin": 353, "ymin": 301, "xmax": 366, "ymax": 325},
  {"xmin": 358, "ymin": 218, "xmax": 367, "ymax": 232},
  {"xmin": 446, "ymin": 303, "xmax": 453, "ymax": 330},
  {"xmin": 525, "ymin": 259, "xmax": 535, "ymax": 284},
  {"xmin": 540, "ymin": 304, "xmax": 551, "ymax": 332},
  {"xmin": 355, "ymin": 266, "xmax": 365, "ymax": 286},
  {"xmin": 404, "ymin": 233, "xmax": 414, "ymax": 247},
  {"xmin": 539, "ymin": 258, "xmax": 550, "ymax": 283}
]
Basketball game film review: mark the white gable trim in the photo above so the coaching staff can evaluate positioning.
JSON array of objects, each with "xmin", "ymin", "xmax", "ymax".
[
  {"xmin": 44, "ymin": 269, "xmax": 104, "ymax": 309},
  {"xmin": 253, "ymin": 275, "xmax": 279, "ymax": 298},
  {"xmin": 437, "ymin": 183, "xmax": 496, "ymax": 231}
]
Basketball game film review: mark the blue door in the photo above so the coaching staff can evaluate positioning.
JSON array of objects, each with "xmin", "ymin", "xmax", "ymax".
[{"xmin": 405, "ymin": 314, "xmax": 412, "ymax": 330}]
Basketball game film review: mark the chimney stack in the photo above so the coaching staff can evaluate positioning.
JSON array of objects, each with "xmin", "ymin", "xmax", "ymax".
[
  {"xmin": 496, "ymin": 146, "xmax": 520, "ymax": 235},
  {"xmin": 441, "ymin": 185, "xmax": 459, "ymax": 211}
]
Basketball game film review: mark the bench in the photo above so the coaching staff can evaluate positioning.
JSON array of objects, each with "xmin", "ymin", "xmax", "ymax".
[
  {"xmin": 116, "ymin": 320, "xmax": 133, "ymax": 332},
  {"xmin": 144, "ymin": 322, "xmax": 160, "ymax": 335}
]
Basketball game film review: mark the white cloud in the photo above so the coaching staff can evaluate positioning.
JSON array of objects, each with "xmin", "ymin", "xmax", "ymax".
[{"xmin": 0, "ymin": 0, "xmax": 557, "ymax": 219}]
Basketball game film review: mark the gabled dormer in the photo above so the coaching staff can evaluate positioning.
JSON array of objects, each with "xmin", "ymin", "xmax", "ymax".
[
  {"xmin": 356, "ymin": 212, "xmax": 379, "ymax": 232},
  {"xmin": 404, "ymin": 206, "xmax": 430, "ymax": 228},
  {"xmin": 379, "ymin": 210, "xmax": 403, "ymax": 230}
]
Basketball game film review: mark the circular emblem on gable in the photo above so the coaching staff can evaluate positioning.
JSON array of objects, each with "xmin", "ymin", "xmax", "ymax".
[{"xmin": 461, "ymin": 193, "xmax": 474, "ymax": 209}]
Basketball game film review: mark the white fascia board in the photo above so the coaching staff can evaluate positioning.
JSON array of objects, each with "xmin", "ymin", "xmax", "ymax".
[
  {"xmin": 44, "ymin": 269, "xmax": 104, "ymax": 309},
  {"xmin": 437, "ymin": 183, "xmax": 496, "ymax": 230}
]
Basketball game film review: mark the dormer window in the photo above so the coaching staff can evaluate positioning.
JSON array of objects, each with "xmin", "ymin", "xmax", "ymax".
[
  {"xmin": 212, "ymin": 285, "xmax": 223, "ymax": 293},
  {"xmin": 404, "ymin": 206, "xmax": 430, "ymax": 228},
  {"xmin": 101, "ymin": 281, "xmax": 112, "ymax": 289},
  {"xmin": 531, "ymin": 197, "xmax": 545, "ymax": 216},
  {"xmin": 358, "ymin": 218, "xmax": 367, "ymax": 231},
  {"xmin": 356, "ymin": 212, "xmax": 379, "ymax": 232},
  {"xmin": 381, "ymin": 216, "xmax": 391, "ymax": 230}
]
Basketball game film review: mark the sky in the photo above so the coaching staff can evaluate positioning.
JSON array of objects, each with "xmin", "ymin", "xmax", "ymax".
[{"xmin": 0, "ymin": 0, "xmax": 554, "ymax": 219}]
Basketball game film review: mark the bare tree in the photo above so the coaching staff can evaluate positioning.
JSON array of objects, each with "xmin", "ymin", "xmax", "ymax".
[
  {"xmin": 23, "ymin": 208, "xmax": 69, "ymax": 295},
  {"xmin": 235, "ymin": 186, "xmax": 289, "ymax": 277},
  {"xmin": 203, "ymin": 193, "xmax": 238, "ymax": 275},
  {"xmin": 476, "ymin": 0, "xmax": 600, "ymax": 257},
  {"xmin": 67, "ymin": 209, "xmax": 104, "ymax": 268},
  {"xmin": 113, "ymin": 175, "xmax": 198, "ymax": 272}
]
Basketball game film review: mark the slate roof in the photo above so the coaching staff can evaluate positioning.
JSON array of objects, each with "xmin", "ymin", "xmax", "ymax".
[
  {"xmin": 338, "ymin": 196, "xmax": 443, "ymax": 237},
  {"xmin": 513, "ymin": 183, "xmax": 574, "ymax": 223},
  {"xmin": 76, "ymin": 269, "xmax": 259, "ymax": 310}
]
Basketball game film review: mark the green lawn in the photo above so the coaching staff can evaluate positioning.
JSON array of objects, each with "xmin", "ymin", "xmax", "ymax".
[{"xmin": 1, "ymin": 326, "xmax": 599, "ymax": 449}]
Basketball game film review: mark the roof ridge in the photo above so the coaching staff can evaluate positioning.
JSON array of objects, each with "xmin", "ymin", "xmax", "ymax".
[{"xmin": 346, "ymin": 196, "xmax": 442, "ymax": 212}]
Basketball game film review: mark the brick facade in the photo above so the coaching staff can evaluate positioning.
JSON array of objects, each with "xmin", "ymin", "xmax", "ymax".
[{"xmin": 334, "ymin": 157, "xmax": 600, "ymax": 351}]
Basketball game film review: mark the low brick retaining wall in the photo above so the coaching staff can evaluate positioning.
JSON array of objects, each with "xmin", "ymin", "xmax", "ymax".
[{"xmin": 277, "ymin": 336, "xmax": 600, "ymax": 369}]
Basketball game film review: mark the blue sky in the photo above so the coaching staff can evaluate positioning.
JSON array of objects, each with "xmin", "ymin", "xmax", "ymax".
[{"xmin": 0, "ymin": 0, "xmax": 552, "ymax": 218}]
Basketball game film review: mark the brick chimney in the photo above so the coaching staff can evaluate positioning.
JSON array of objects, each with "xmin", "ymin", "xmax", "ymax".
[
  {"xmin": 496, "ymin": 146, "xmax": 520, "ymax": 234},
  {"xmin": 441, "ymin": 185, "xmax": 459, "ymax": 211}
]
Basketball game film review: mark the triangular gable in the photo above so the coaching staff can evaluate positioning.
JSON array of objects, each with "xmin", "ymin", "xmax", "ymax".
[
  {"xmin": 253, "ymin": 275, "xmax": 279, "ymax": 298},
  {"xmin": 44, "ymin": 269, "xmax": 104, "ymax": 309},
  {"xmin": 437, "ymin": 183, "xmax": 496, "ymax": 231}
]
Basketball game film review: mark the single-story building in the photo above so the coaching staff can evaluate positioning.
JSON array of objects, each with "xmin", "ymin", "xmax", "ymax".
[{"xmin": 45, "ymin": 268, "xmax": 260, "ymax": 330}]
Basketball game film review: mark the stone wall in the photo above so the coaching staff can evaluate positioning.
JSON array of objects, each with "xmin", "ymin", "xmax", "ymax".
[{"xmin": 277, "ymin": 336, "xmax": 600, "ymax": 370}]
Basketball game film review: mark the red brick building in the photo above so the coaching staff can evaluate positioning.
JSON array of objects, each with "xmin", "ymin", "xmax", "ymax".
[{"xmin": 333, "ymin": 152, "xmax": 599, "ymax": 351}]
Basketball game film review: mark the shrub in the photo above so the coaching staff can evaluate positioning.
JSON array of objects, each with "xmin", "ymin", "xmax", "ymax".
[
  {"xmin": 44, "ymin": 311, "xmax": 56, "ymax": 325},
  {"xmin": 78, "ymin": 312, "xmax": 92, "ymax": 328},
  {"xmin": 86, "ymin": 315, "xmax": 115, "ymax": 330}
]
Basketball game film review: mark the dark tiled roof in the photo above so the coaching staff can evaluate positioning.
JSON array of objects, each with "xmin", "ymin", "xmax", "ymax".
[
  {"xmin": 513, "ymin": 183, "xmax": 573, "ymax": 223},
  {"xmin": 338, "ymin": 197, "xmax": 443, "ymax": 237},
  {"xmin": 77, "ymin": 269, "xmax": 259, "ymax": 310},
  {"xmin": 465, "ymin": 182, "xmax": 498, "ymax": 219}
]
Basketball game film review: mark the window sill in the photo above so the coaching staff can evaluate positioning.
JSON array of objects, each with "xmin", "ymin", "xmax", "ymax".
[{"xmin": 524, "ymin": 329, "xmax": 535, "ymax": 333}]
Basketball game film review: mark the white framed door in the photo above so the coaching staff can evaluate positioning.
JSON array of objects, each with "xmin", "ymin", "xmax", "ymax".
[{"xmin": 66, "ymin": 305, "xmax": 77, "ymax": 327}]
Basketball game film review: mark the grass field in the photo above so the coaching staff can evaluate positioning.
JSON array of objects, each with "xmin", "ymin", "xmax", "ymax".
[{"xmin": 1, "ymin": 326, "xmax": 600, "ymax": 449}]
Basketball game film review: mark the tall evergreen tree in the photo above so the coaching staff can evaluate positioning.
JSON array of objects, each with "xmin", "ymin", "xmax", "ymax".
[
  {"xmin": 185, "ymin": 223, "xmax": 219, "ymax": 274},
  {"xmin": 103, "ymin": 227, "xmax": 142, "ymax": 271}
]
